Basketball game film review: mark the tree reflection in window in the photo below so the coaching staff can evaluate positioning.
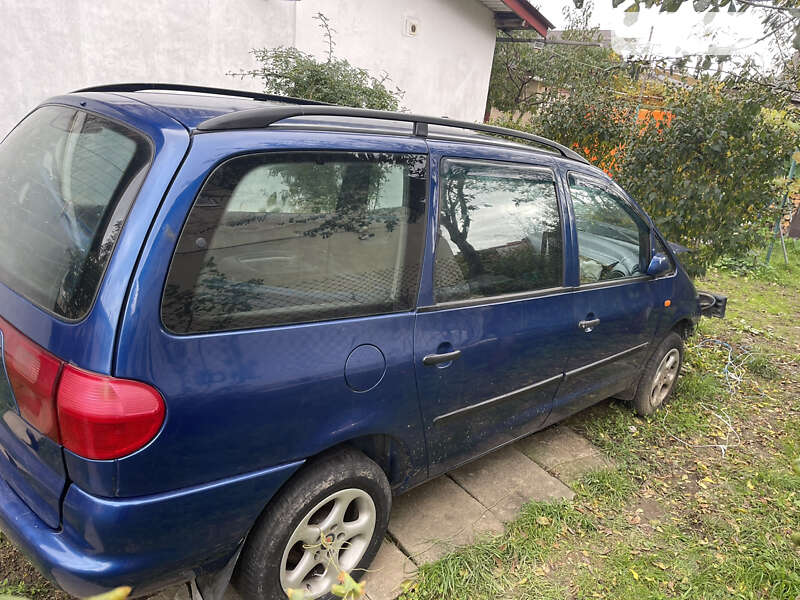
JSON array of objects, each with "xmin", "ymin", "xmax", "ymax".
[
  {"xmin": 163, "ymin": 152, "xmax": 427, "ymax": 333},
  {"xmin": 434, "ymin": 159, "xmax": 563, "ymax": 303}
]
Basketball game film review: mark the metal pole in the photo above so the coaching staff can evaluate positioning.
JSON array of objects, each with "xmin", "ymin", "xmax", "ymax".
[{"xmin": 766, "ymin": 156, "xmax": 797, "ymax": 265}]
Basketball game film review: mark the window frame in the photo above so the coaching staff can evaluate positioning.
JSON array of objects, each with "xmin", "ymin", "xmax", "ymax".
[
  {"xmin": 160, "ymin": 149, "xmax": 430, "ymax": 335},
  {"xmin": 423, "ymin": 157, "xmax": 568, "ymax": 312},
  {"xmin": 566, "ymin": 170, "xmax": 653, "ymax": 289}
]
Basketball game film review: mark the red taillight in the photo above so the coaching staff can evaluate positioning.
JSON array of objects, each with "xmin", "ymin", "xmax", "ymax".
[
  {"xmin": 1, "ymin": 317, "xmax": 62, "ymax": 441},
  {"xmin": 0, "ymin": 317, "xmax": 164, "ymax": 460},
  {"xmin": 57, "ymin": 365, "xmax": 165, "ymax": 460}
]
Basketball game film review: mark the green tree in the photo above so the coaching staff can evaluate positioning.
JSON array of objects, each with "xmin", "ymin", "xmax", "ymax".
[
  {"xmin": 488, "ymin": 4, "xmax": 799, "ymax": 273},
  {"xmin": 232, "ymin": 13, "xmax": 403, "ymax": 109}
]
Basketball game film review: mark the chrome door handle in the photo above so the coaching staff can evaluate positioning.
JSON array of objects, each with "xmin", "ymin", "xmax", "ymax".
[
  {"xmin": 578, "ymin": 318, "xmax": 600, "ymax": 331},
  {"xmin": 422, "ymin": 350, "xmax": 462, "ymax": 366}
]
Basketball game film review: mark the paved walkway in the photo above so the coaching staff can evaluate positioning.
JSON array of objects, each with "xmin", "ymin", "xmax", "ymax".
[{"xmin": 154, "ymin": 425, "xmax": 612, "ymax": 600}]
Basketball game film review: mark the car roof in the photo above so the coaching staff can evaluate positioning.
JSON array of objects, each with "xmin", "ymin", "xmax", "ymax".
[
  {"xmin": 65, "ymin": 85, "xmax": 593, "ymax": 167},
  {"xmin": 98, "ymin": 90, "xmax": 292, "ymax": 129}
]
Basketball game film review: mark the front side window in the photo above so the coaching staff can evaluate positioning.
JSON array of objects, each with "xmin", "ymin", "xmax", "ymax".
[
  {"xmin": 434, "ymin": 159, "xmax": 563, "ymax": 303},
  {"xmin": 162, "ymin": 152, "xmax": 427, "ymax": 333},
  {"xmin": 568, "ymin": 174, "xmax": 649, "ymax": 284}
]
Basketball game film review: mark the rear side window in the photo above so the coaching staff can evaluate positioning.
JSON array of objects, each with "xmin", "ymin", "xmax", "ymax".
[
  {"xmin": 162, "ymin": 152, "xmax": 428, "ymax": 333},
  {"xmin": 0, "ymin": 106, "xmax": 151, "ymax": 319},
  {"xmin": 433, "ymin": 159, "xmax": 563, "ymax": 303},
  {"xmin": 568, "ymin": 174, "xmax": 650, "ymax": 284}
]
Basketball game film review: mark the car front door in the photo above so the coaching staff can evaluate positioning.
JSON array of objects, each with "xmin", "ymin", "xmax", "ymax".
[
  {"xmin": 549, "ymin": 171, "xmax": 661, "ymax": 423},
  {"xmin": 414, "ymin": 145, "xmax": 575, "ymax": 476}
]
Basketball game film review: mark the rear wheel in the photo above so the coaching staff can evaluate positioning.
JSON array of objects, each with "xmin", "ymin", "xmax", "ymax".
[
  {"xmin": 234, "ymin": 447, "xmax": 391, "ymax": 600},
  {"xmin": 632, "ymin": 332, "xmax": 683, "ymax": 416}
]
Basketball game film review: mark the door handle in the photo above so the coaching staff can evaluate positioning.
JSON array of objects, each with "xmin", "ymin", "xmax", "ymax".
[
  {"xmin": 578, "ymin": 318, "xmax": 600, "ymax": 331},
  {"xmin": 422, "ymin": 350, "xmax": 462, "ymax": 366}
]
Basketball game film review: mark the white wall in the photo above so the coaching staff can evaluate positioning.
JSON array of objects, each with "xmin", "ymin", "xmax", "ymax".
[
  {"xmin": 294, "ymin": 0, "xmax": 496, "ymax": 121},
  {"xmin": 0, "ymin": 0, "xmax": 295, "ymax": 136},
  {"xmin": 0, "ymin": 0, "xmax": 496, "ymax": 137}
]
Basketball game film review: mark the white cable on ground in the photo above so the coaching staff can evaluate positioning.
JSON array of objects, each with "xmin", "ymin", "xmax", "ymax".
[{"xmin": 660, "ymin": 338, "xmax": 745, "ymax": 457}]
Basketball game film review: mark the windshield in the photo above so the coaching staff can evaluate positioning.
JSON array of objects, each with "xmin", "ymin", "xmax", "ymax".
[{"xmin": 0, "ymin": 106, "xmax": 151, "ymax": 319}]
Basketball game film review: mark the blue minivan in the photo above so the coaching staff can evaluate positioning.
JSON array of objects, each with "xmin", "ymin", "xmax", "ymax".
[{"xmin": 0, "ymin": 85, "xmax": 722, "ymax": 600}]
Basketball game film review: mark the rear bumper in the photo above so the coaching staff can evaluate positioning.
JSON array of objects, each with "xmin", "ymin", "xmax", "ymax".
[{"xmin": 0, "ymin": 459, "xmax": 303, "ymax": 598}]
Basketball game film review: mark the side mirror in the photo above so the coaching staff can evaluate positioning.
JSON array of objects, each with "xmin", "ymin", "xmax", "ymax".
[{"xmin": 647, "ymin": 252, "xmax": 670, "ymax": 277}]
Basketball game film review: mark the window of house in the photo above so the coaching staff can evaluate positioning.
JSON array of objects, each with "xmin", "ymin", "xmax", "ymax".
[
  {"xmin": 433, "ymin": 159, "xmax": 563, "ymax": 303},
  {"xmin": 568, "ymin": 174, "xmax": 649, "ymax": 284},
  {"xmin": 162, "ymin": 152, "xmax": 427, "ymax": 333}
]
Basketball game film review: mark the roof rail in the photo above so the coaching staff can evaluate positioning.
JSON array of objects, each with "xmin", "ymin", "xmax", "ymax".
[
  {"xmin": 72, "ymin": 83, "xmax": 327, "ymax": 106},
  {"xmin": 196, "ymin": 106, "xmax": 589, "ymax": 164}
]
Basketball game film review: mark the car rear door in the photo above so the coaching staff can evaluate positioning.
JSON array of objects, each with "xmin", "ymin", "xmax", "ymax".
[
  {"xmin": 549, "ymin": 170, "xmax": 661, "ymax": 422},
  {"xmin": 414, "ymin": 143, "xmax": 574, "ymax": 476}
]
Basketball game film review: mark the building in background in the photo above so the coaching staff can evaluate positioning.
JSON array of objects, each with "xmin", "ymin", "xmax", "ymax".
[{"xmin": 0, "ymin": 0, "xmax": 552, "ymax": 136}]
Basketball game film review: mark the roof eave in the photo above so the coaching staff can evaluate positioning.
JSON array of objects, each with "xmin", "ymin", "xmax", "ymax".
[{"xmin": 499, "ymin": 0, "xmax": 554, "ymax": 37}]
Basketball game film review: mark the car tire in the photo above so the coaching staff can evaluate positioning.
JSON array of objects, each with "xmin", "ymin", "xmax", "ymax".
[
  {"xmin": 234, "ymin": 447, "xmax": 391, "ymax": 600},
  {"xmin": 632, "ymin": 331, "xmax": 684, "ymax": 417}
]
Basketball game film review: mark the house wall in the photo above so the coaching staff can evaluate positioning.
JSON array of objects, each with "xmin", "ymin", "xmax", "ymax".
[
  {"xmin": 294, "ymin": 0, "xmax": 496, "ymax": 121},
  {"xmin": 0, "ymin": 0, "xmax": 496, "ymax": 137},
  {"xmin": 0, "ymin": 0, "xmax": 295, "ymax": 136}
]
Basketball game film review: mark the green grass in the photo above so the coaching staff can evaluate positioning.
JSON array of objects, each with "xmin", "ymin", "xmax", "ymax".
[{"xmin": 403, "ymin": 241, "xmax": 800, "ymax": 600}]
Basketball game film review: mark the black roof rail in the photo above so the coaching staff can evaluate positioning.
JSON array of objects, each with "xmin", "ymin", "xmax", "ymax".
[
  {"xmin": 196, "ymin": 106, "xmax": 589, "ymax": 164},
  {"xmin": 72, "ymin": 83, "xmax": 328, "ymax": 106}
]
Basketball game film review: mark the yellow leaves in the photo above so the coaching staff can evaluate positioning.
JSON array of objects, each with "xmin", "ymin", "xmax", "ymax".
[
  {"xmin": 331, "ymin": 571, "xmax": 366, "ymax": 599},
  {"xmin": 746, "ymin": 480, "xmax": 755, "ymax": 490},
  {"xmin": 85, "ymin": 588, "xmax": 132, "ymax": 600},
  {"xmin": 630, "ymin": 568, "xmax": 639, "ymax": 581},
  {"xmin": 536, "ymin": 515, "xmax": 552, "ymax": 526}
]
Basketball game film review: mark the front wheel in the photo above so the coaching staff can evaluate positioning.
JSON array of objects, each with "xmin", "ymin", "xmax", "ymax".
[
  {"xmin": 234, "ymin": 447, "xmax": 391, "ymax": 600},
  {"xmin": 632, "ymin": 331, "xmax": 683, "ymax": 417}
]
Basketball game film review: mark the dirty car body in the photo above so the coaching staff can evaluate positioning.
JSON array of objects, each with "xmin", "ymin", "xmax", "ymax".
[{"xmin": 0, "ymin": 85, "xmax": 723, "ymax": 599}]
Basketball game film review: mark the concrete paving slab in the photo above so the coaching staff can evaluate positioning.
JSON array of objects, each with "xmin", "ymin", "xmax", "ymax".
[
  {"xmin": 148, "ymin": 584, "xmax": 190, "ymax": 600},
  {"xmin": 516, "ymin": 425, "xmax": 614, "ymax": 483},
  {"xmin": 362, "ymin": 538, "xmax": 415, "ymax": 600},
  {"xmin": 388, "ymin": 475, "xmax": 504, "ymax": 564},
  {"xmin": 449, "ymin": 445, "xmax": 574, "ymax": 522}
]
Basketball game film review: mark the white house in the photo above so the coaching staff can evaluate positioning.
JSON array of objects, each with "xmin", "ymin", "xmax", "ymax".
[{"xmin": 0, "ymin": 0, "xmax": 552, "ymax": 136}]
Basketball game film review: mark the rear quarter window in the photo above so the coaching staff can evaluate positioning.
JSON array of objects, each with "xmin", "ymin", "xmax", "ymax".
[
  {"xmin": 162, "ymin": 151, "xmax": 428, "ymax": 333},
  {"xmin": 0, "ymin": 105, "xmax": 152, "ymax": 319}
]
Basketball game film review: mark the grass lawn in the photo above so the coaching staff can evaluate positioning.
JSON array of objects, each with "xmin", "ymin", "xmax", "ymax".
[{"xmin": 1, "ymin": 241, "xmax": 799, "ymax": 600}]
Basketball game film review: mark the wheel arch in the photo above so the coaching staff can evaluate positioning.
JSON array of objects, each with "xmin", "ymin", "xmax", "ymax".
[{"xmin": 671, "ymin": 317, "xmax": 695, "ymax": 340}]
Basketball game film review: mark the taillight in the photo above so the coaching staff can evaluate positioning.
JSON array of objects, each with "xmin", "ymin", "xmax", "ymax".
[
  {"xmin": 1, "ymin": 317, "xmax": 62, "ymax": 441},
  {"xmin": 57, "ymin": 365, "xmax": 165, "ymax": 460},
  {"xmin": 0, "ymin": 317, "xmax": 165, "ymax": 460}
]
